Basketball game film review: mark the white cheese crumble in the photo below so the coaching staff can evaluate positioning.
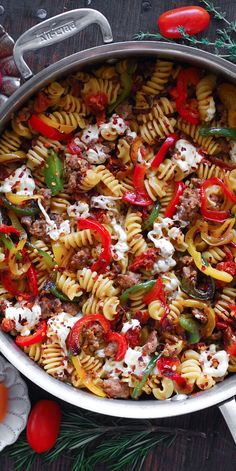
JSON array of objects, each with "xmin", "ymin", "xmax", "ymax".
[
  {"xmin": 173, "ymin": 139, "xmax": 203, "ymax": 174},
  {"xmin": 48, "ymin": 312, "xmax": 81, "ymax": 353},
  {"xmin": 162, "ymin": 272, "xmax": 180, "ymax": 299},
  {"xmin": 103, "ymin": 347, "xmax": 151, "ymax": 378},
  {"xmin": 0, "ymin": 165, "xmax": 35, "ymax": 196},
  {"xmin": 5, "ymin": 302, "xmax": 41, "ymax": 336},
  {"xmin": 229, "ymin": 141, "xmax": 236, "ymax": 162},
  {"xmin": 81, "ymin": 124, "xmax": 99, "ymax": 144},
  {"xmin": 100, "ymin": 114, "xmax": 128, "ymax": 135},
  {"xmin": 153, "ymin": 257, "xmax": 176, "ymax": 274},
  {"xmin": 84, "ymin": 144, "xmax": 107, "ymax": 164},
  {"xmin": 205, "ymin": 97, "xmax": 216, "ymax": 122},
  {"xmin": 121, "ymin": 319, "xmax": 140, "ymax": 334},
  {"xmin": 148, "ymin": 218, "xmax": 176, "ymax": 273},
  {"xmin": 67, "ymin": 202, "xmax": 90, "ymax": 218},
  {"xmin": 199, "ymin": 344, "xmax": 229, "ymax": 378},
  {"xmin": 90, "ymin": 195, "xmax": 120, "ymax": 212},
  {"xmin": 111, "ymin": 218, "xmax": 129, "ymax": 261},
  {"xmin": 38, "ymin": 199, "xmax": 70, "ymax": 241}
]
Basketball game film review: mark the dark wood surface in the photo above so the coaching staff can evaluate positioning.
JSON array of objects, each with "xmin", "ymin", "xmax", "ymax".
[{"xmin": 0, "ymin": 0, "xmax": 236, "ymax": 469}]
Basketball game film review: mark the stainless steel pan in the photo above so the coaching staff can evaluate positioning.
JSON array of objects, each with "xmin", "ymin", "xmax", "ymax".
[{"xmin": 0, "ymin": 8, "xmax": 235, "ymax": 441}]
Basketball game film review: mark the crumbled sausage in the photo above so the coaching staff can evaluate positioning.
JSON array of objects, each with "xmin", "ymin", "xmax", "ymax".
[
  {"xmin": 39, "ymin": 296, "xmax": 63, "ymax": 319},
  {"xmin": 174, "ymin": 187, "xmax": 200, "ymax": 227},
  {"xmin": 81, "ymin": 323, "xmax": 104, "ymax": 352},
  {"xmin": 142, "ymin": 330, "xmax": 158, "ymax": 355},
  {"xmin": 102, "ymin": 379, "xmax": 130, "ymax": 399},
  {"xmin": 65, "ymin": 155, "xmax": 90, "ymax": 194},
  {"xmin": 104, "ymin": 341, "xmax": 118, "ymax": 357},
  {"xmin": 70, "ymin": 248, "xmax": 91, "ymax": 270},
  {"xmin": 114, "ymin": 272, "xmax": 141, "ymax": 289}
]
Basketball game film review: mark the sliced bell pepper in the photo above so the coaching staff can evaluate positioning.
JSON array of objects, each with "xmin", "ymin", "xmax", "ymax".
[
  {"xmin": 151, "ymin": 133, "xmax": 179, "ymax": 169},
  {"xmin": 106, "ymin": 332, "xmax": 128, "ymax": 361},
  {"xmin": 164, "ymin": 181, "xmax": 185, "ymax": 218},
  {"xmin": 5, "ymin": 193, "xmax": 40, "ymax": 205},
  {"xmin": 122, "ymin": 163, "xmax": 153, "ymax": 207},
  {"xmin": 156, "ymin": 356, "xmax": 188, "ymax": 389},
  {"xmin": 143, "ymin": 202, "xmax": 160, "ymax": 230},
  {"xmin": 26, "ymin": 242, "xmax": 55, "ymax": 269},
  {"xmin": 77, "ymin": 218, "xmax": 111, "ymax": 273},
  {"xmin": 71, "ymin": 355, "xmax": 106, "ymax": 397},
  {"xmin": 27, "ymin": 265, "xmax": 38, "ymax": 297},
  {"xmin": 49, "ymin": 283, "xmax": 72, "ymax": 302},
  {"xmin": 200, "ymin": 177, "xmax": 236, "ymax": 222},
  {"xmin": 67, "ymin": 139, "xmax": 83, "ymax": 156},
  {"xmin": 199, "ymin": 127, "xmax": 236, "ymax": 139},
  {"xmin": 120, "ymin": 280, "xmax": 155, "ymax": 306},
  {"xmin": 185, "ymin": 224, "xmax": 233, "ymax": 283},
  {"xmin": 44, "ymin": 149, "xmax": 64, "ymax": 196},
  {"xmin": 108, "ymin": 72, "xmax": 132, "ymax": 114},
  {"xmin": 68, "ymin": 314, "xmax": 111, "ymax": 355},
  {"xmin": 182, "ymin": 299, "xmax": 215, "ymax": 338},
  {"xmin": 131, "ymin": 352, "xmax": 162, "ymax": 399},
  {"xmin": 0, "ymin": 225, "xmax": 20, "ymax": 237},
  {"xmin": 29, "ymin": 114, "xmax": 72, "ymax": 141},
  {"xmin": 143, "ymin": 276, "xmax": 166, "ymax": 305},
  {"xmin": 181, "ymin": 276, "xmax": 215, "ymax": 301},
  {"xmin": 38, "ymin": 113, "xmax": 76, "ymax": 134},
  {"xmin": 171, "ymin": 68, "xmax": 201, "ymax": 124},
  {"xmin": 0, "ymin": 195, "xmax": 40, "ymax": 217},
  {"xmin": 227, "ymin": 344, "xmax": 236, "ymax": 356},
  {"xmin": 179, "ymin": 314, "xmax": 201, "ymax": 343},
  {"xmin": 15, "ymin": 321, "xmax": 47, "ymax": 347},
  {"xmin": 0, "ymin": 264, "xmax": 38, "ymax": 301}
]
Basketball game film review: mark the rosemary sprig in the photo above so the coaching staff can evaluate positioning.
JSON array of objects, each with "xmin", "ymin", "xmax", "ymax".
[{"xmin": 5, "ymin": 408, "xmax": 206, "ymax": 471}]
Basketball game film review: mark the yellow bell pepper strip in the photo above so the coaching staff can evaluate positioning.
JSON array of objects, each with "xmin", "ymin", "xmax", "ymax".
[
  {"xmin": 5, "ymin": 193, "xmax": 41, "ymax": 205},
  {"xmin": 182, "ymin": 299, "xmax": 216, "ymax": 338},
  {"xmin": 71, "ymin": 355, "xmax": 106, "ymax": 397},
  {"xmin": 0, "ymin": 195, "xmax": 40, "ymax": 217},
  {"xmin": 44, "ymin": 149, "xmax": 64, "ymax": 196},
  {"xmin": 38, "ymin": 113, "xmax": 76, "ymax": 134},
  {"xmin": 185, "ymin": 223, "xmax": 233, "ymax": 283},
  {"xmin": 7, "ymin": 210, "xmax": 27, "ymax": 238}
]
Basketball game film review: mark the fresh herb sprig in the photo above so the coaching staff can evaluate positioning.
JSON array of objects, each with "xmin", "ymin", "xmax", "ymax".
[
  {"xmin": 134, "ymin": 1, "xmax": 236, "ymax": 63},
  {"xmin": 4, "ymin": 408, "xmax": 206, "ymax": 471}
]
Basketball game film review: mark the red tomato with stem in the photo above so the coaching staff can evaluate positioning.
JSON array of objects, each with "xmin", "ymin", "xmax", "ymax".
[
  {"xmin": 26, "ymin": 400, "xmax": 61, "ymax": 453},
  {"xmin": 158, "ymin": 6, "xmax": 210, "ymax": 39}
]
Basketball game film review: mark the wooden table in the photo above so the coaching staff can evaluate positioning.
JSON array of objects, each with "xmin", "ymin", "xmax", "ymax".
[{"xmin": 0, "ymin": 0, "xmax": 236, "ymax": 469}]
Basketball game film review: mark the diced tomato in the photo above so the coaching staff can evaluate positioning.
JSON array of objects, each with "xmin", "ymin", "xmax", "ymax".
[
  {"xmin": 84, "ymin": 92, "xmax": 108, "ymax": 114},
  {"xmin": 125, "ymin": 327, "xmax": 140, "ymax": 348},
  {"xmin": 129, "ymin": 249, "xmax": 157, "ymax": 272}
]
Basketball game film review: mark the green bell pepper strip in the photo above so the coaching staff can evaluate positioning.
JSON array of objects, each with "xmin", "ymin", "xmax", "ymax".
[
  {"xmin": 26, "ymin": 242, "xmax": 56, "ymax": 269},
  {"xmin": 108, "ymin": 72, "xmax": 133, "ymax": 114},
  {"xmin": 131, "ymin": 352, "xmax": 162, "ymax": 399},
  {"xmin": 8, "ymin": 210, "xmax": 27, "ymax": 238},
  {"xmin": 0, "ymin": 234, "xmax": 21, "ymax": 261},
  {"xmin": 179, "ymin": 314, "xmax": 201, "ymax": 344},
  {"xmin": 143, "ymin": 201, "xmax": 160, "ymax": 230},
  {"xmin": 199, "ymin": 127, "xmax": 236, "ymax": 139},
  {"xmin": 0, "ymin": 195, "xmax": 39, "ymax": 216},
  {"xmin": 181, "ymin": 277, "xmax": 215, "ymax": 301},
  {"xmin": 44, "ymin": 149, "xmax": 64, "ymax": 196},
  {"xmin": 50, "ymin": 283, "xmax": 71, "ymax": 302},
  {"xmin": 120, "ymin": 280, "xmax": 155, "ymax": 306}
]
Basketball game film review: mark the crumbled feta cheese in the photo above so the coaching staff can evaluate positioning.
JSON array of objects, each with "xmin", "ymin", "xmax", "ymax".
[
  {"xmin": 121, "ymin": 319, "xmax": 140, "ymax": 334},
  {"xmin": 46, "ymin": 220, "xmax": 71, "ymax": 241},
  {"xmin": 126, "ymin": 129, "xmax": 137, "ymax": 139},
  {"xmin": 90, "ymin": 195, "xmax": 120, "ymax": 212},
  {"xmin": 84, "ymin": 144, "xmax": 107, "ymax": 164},
  {"xmin": 5, "ymin": 302, "xmax": 41, "ymax": 336},
  {"xmin": 147, "ymin": 218, "xmax": 173, "ymax": 243},
  {"xmin": 199, "ymin": 345, "xmax": 229, "ymax": 378},
  {"xmin": 229, "ymin": 141, "xmax": 236, "ymax": 162},
  {"xmin": 173, "ymin": 139, "xmax": 203, "ymax": 174},
  {"xmin": 205, "ymin": 97, "xmax": 216, "ymax": 122},
  {"xmin": 103, "ymin": 347, "xmax": 151, "ymax": 378},
  {"xmin": 100, "ymin": 114, "xmax": 128, "ymax": 135},
  {"xmin": 153, "ymin": 257, "xmax": 176, "ymax": 274},
  {"xmin": 162, "ymin": 272, "xmax": 180, "ymax": 295},
  {"xmin": 81, "ymin": 125, "xmax": 99, "ymax": 144},
  {"xmin": 0, "ymin": 165, "xmax": 35, "ymax": 195},
  {"xmin": 153, "ymin": 238, "xmax": 174, "ymax": 258},
  {"xmin": 48, "ymin": 312, "xmax": 81, "ymax": 352},
  {"xmin": 67, "ymin": 202, "xmax": 90, "ymax": 218},
  {"xmin": 111, "ymin": 218, "xmax": 129, "ymax": 260}
]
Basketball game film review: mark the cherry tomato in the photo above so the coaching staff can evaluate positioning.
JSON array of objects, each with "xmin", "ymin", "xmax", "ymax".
[
  {"xmin": 26, "ymin": 400, "xmax": 61, "ymax": 453},
  {"xmin": 0, "ymin": 383, "xmax": 8, "ymax": 423},
  {"xmin": 158, "ymin": 6, "xmax": 210, "ymax": 39}
]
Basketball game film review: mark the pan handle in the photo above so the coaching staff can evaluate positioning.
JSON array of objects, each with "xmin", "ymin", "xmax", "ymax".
[
  {"xmin": 13, "ymin": 8, "xmax": 113, "ymax": 80},
  {"xmin": 218, "ymin": 397, "xmax": 236, "ymax": 443}
]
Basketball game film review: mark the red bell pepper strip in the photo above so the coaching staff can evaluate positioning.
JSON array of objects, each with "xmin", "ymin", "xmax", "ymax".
[
  {"xmin": 77, "ymin": 218, "xmax": 111, "ymax": 272},
  {"xmin": 106, "ymin": 332, "xmax": 128, "ymax": 361},
  {"xmin": 157, "ymin": 356, "xmax": 188, "ymax": 389},
  {"xmin": 164, "ymin": 181, "xmax": 185, "ymax": 218},
  {"xmin": 171, "ymin": 68, "xmax": 201, "ymax": 125},
  {"xmin": 0, "ymin": 263, "xmax": 38, "ymax": 301},
  {"xmin": 122, "ymin": 163, "xmax": 153, "ymax": 206},
  {"xmin": 15, "ymin": 321, "xmax": 47, "ymax": 347},
  {"xmin": 200, "ymin": 177, "xmax": 236, "ymax": 222},
  {"xmin": 177, "ymin": 104, "xmax": 200, "ymax": 125},
  {"xmin": 29, "ymin": 115, "xmax": 72, "ymax": 141},
  {"xmin": 227, "ymin": 344, "xmax": 236, "ymax": 356},
  {"xmin": 151, "ymin": 134, "xmax": 179, "ymax": 169},
  {"xmin": 26, "ymin": 265, "xmax": 38, "ymax": 297},
  {"xmin": 143, "ymin": 276, "xmax": 166, "ymax": 305},
  {"xmin": 68, "ymin": 314, "xmax": 111, "ymax": 355},
  {"xmin": 0, "ymin": 225, "xmax": 21, "ymax": 236}
]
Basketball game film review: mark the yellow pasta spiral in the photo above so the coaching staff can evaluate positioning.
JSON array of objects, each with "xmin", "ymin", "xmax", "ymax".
[
  {"xmin": 79, "ymin": 169, "xmax": 101, "ymax": 191},
  {"xmin": 201, "ymin": 246, "xmax": 226, "ymax": 264},
  {"xmin": 0, "ymin": 130, "xmax": 22, "ymax": 154},
  {"xmin": 142, "ymin": 60, "xmax": 173, "ymax": 95},
  {"xmin": 125, "ymin": 210, "xmax": 148, "ymax": 256},
  {"xmin": 95, "ymin": 165, "xmax": 122, "ymax": 196},
  {"xmin": 196, "ymin": 74, "xmax": 216, "ymax": 122},
  {"xmin": 94, "ymin": 65, "xmax": 117, "ymax": 79},
  {"xmin": 50, "ymin": 192, "xmax": 71, "ymax": 214},
  {"xmin": 58, "ymin": 94, "xmax": 89, "ymax": 115},
  {"xmin": 102, "ymin": 296, "xmax": 120, "ymax": 320},
  {"xmin": 176, "ymin": 118, "xmax": 221, "ymax": 155},
  {"xmin": 77, "ymin": 268, "xmax": 119, "ymax": 299},
  {"xmin": 117, "ymin": 138, "xmax": 131, "ymax": 164},
  {"xmin": 82, "ymin": 78, "xmax": 120, "ymax": 104},
  {"xmin": 144, "ymin": 175, "xmax": 167, "ymax": 200},
  {"xmin": 11, "ymin": 119, "xmax": 33, "ymax": 139},
  {"xmin": 148, "ymin": 300, "xmax": 165, "ymax": 320},
  {"xmin": 56, "ymin": 271, "xmax": 83, "ymax": 300},
  {"xmin": 77, "ymin": 350, "xmax": 103, "ymax": 375},
  {"xmin": 82, "ymin": 296, "xmax": 103, "ymax": 315},
  {"xmin": 27, "ymin": 136, "xmax": 63, "ymax": 169},
  {"xmin": 61, "ymin": 229, "xmax": 95, "ymax": 250},
  {"xmin": 156, "ymin": 158, "xmax": 177, "ymax": 181},
  {"xmin": 137, "ymin": 97, "xmax": 175, "ymax": 123},
  {"xmin": 196, "ymin": 373, "xmax": 216, "ymax": 390},
  {"xmin": 41, "ymin": 342, "xmax": 66, "ymax": 377},
  {"xmin": 45, "ymin": 81, "xmax": 66, "ymax": 100},
  {"xmin": 140, "ymin": 116, "xmax": 176, "ymax": 144},
  {"xmin": 29, "ymin": 239, "xmax": 54, "ymax": 273},
  {"xmin": 197, "ymin": 163, "xmax": 229, "ymax": 180},
  {"xmin": 180, "ymin": 350, "xmax": 201, "ymax": 386},
  {"xmin": 47, "ymin": 111, "xmax": 87, "ymax": 129},
  {"xmin": 24, "ymin": 343, "xmax": 42, "ymax": 363},
  {"xmin": 168, "ymin": 292, "xmax": 186, "ymax": 323},
  {"xmin": 214, "ymin": 286, "xmax": 236, "ymax": 321}
]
